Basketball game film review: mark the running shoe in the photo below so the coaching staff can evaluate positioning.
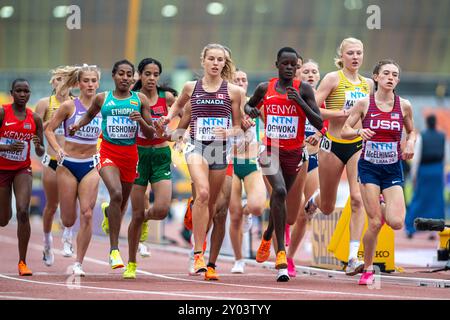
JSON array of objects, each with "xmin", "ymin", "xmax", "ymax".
[
  {"xmin": 285, "ymin": 224, "xmax": 291, "ymax": 246},
  {"xmin": 305, "ymin": 190, "xmax": 320, "ymax": 220},
  {"xmin": 242, "ymin": 214, "xmax": 253, "ymax": 233},
  {"xmin": 184, "ymin": 197, "xmax": 194, "ymax": 231},
  {"xmin": 193, "ymin": 253, "xmax": 207, "ymax": 273},
  {"xmin": 140, "ymin": 220, "xmax": 149, "ymax": 243},
  {"xmin": 42, "ymin": 245, "xmax": 54, "ymax": 267},
  {"xmin": 275, "ymin": 250, "xmax": 288, "ymax": 269},
  {"xmin": 62, "ymin": 238, "xmax": 74, "ymax": 258},
  {"xmin": 18, "ymin": 261, "xmax": 32, "ymax": 276},
  {"xmin": 276, "ymin": 268, "xmax": 290, "ymax": 282},
  {"xmin": 138, "ymin": 242, "xmax": 151, "ymax": 258},
  {"xmin": 72, "ymin": 262, "xmax": 86, "ymax": 277},
  {"xmin": 358, "ymin": 271, "xmax": 375, "ymax": 285},
  {"xmin": 109, "ymin": 250, "xmax": 125, "ymax": 269},
  {"xmin": 123, "ymin": 262, "xmax": 137, "ymax": 279},
  {"xmin": 231, "ymin": 259, "xmax": 245, "ymax": 274},
  {"xmin": 101, "ymin": 202, "xmax": 109, "ymax": 235},
  {"xmin": 256, "ymin": 238, "xmax": 272, "ymax": 263},
  {"xmin": 345, "ymin": 258, "xmax": 364, "ymax": 276},
  {"xmin": 205, "ymin": 266, "xmax": 219, "ymax": 281},
  {"xmin": 287, "ymin": 257, "xmax": 296, "ymax": 277},
  {"xmin": 188, "ymin": 250, "xmax": 200, "ymax": 276}
]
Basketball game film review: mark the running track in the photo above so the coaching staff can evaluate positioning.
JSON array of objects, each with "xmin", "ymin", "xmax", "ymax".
[{"xmin": 1, "ymin": 221, "xmax": 449, "ymax": 301}]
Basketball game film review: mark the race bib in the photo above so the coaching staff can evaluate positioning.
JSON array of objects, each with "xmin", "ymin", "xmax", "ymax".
[
  {"xmin": 266, "ymin": 115, "xmax": 299, "ymax": 140},
  {"xmin": 42, "ymin": 152, "xmax": 51, "ymax": 166},
  {"xmin": 319, "ymin": 135, "xmax": 332, "ymax": 153},
  {"xmin": 74, "ymin": 115, "xmax": 102, "ymax": 139},
  {"xmin": 195, "ymin": 117, "xmax": 228, "ymax": 141},
  {"xmin": 54, "ymin": 123, "xmax": 65, "ymax": 136},
  {"xmin": 344, "ymin": 89, "xmax": 367, "ymax": 110},
  {"xmin": 0, "ymin": 138, "xmax": 28, "ymax": 162},
  {"xmin": 106, "ymin": 116, "xmax": 137, "ymax": 139},
  {"xmin": 364, "ymin": 141, "xmax": 398, "ymax": 164}
]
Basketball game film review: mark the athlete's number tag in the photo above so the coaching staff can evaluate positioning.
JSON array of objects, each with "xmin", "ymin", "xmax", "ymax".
[
  {"xmin": 266, "ymin": 115, "xmax": 298, "ymax": 139},
  {"xmin": 73, "ymin": 115, "xmax": 102, "ymax": 139},
  {"xmin": 0, "ymin": 138, "xmax": 28, "ymax": 162},
  {"xmin": 42, "ymin": 153, "xmax": 51, "ymax": 166},
  {"xmin": 92, "ymin": 153, "xmax": 101, "ymax": 167},
  {"xmin": 196, "ymin": 117, "xmax": 228, "ymax": 141},
  {"xmin": 183, "ymin": 142, "xmax": 195, "ymax": 155},
  {"xmin": 364, "ymin": 141, "xmax": 398, "ymax": 164},
  {"xmin": 344, "ymin": 89, "xmax": 367, "ymax": 110},
  {"xmin": 106, "ymin": 116, "xmax": 137, "ymax": 139},
  {"xmin": 54, "ymin": 123, "xmax": 65, "ymax": 136},
  {"xmin": 319, "ymin": 135, "xmax": 332, "ymax": 153}
]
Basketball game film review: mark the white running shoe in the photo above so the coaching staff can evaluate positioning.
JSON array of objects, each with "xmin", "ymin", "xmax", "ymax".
[
  {"xmin": 345, "ymin": 258, "xmax": 364, "ymax": 276},
  {"xmin": 72, "ymin": 262, "xmax": 86, "ymax": 277},
  {"xmin": 43, "ymin": 246, "xmax": 54, "ymax": 267},
  {"xmin": 276, "ymin": 268, "xmax": 290, "ymax": 282},
  {"xmin": 242, "ymin": 214, "xmax": 253, "ymax": 233},
  {"xmin": 231, "ymin": 259, "xmax": 245, "ymax": 274},
  {"xmin": 188, "ymin": 250, "xmax": 200, "ymax": 276},
  {"xmin": 138, "ymin": 242, "xmax": 151, "ymax": 258},
  {"xmin": 62, "ymin": 238, "xmax": 74, "ymax": 258},
  {"xmin": 305, "ymin": 189, "xmax": 320, "ymax": 220}
]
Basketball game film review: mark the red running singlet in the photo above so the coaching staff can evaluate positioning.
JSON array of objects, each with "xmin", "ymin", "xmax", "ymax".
[
  {"xmin": 361, "ymin": 95, "xmax": 404, "ymax": 165},
  {"xmin": 0, "ymin": 104, "xmax": 37, "ymax": 170},
  {"xmin": 259, "ymin": 78, "xmax": 306, "ymax": 150}
]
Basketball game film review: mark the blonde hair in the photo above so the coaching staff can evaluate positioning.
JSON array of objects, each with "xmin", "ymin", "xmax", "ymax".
[
  {"xmin": 334, "ymin": 37, "xmax": 364, "ymax": 69},
  {"xmin": 200, "ymin": 43, "xmax": 236, "ymax": 82},
  {"xmin": 58, "ymin": 64, "xmax": 101, "ymax": 94}
]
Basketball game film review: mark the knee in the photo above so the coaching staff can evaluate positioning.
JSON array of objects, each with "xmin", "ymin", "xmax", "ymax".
[
  {"xmin": 350, "ymin": 193, "xmax": 363, "ymax": 210},
  {"xmin": 44, "ymin": 203, "xmax": 58, "ymax": 215},
  {"xmin": 152, "ymin": 206, "xmax": 169, "ymax": 220},
  {"xmin": 272, "ymin": 186, "xmax": 287, "ymax": 200},
  {"xmin": 246, "ymin": 201, "xmax": 264, "ymax": 217},
  {"xmin": 0, "ymin": 216, "xmax": 10, "ymax": 227},
  {"xmin": 321, "ymin": 204, "xmax": 335, "ymax": 215},
  {"xmin": 387, "ymin": 218, "xmax": 404, "ymax": 231},
  {"xmin": 80, "ymin": 208, "xmax": 93, "ymax": 223},
  {"xmin": 109, "ymin": 189, "xmax": 123, "ymax": 205},
  {"xmin": 196, "ymin": 187, "xmax": 209, "ymax": 204},
  {"xmin": 16, "ymin": 209, "xmax": 29, "ymax": 224},
  {"xmin": 368, "ymin": 219, "xmax": 383, "ymax": 233}
]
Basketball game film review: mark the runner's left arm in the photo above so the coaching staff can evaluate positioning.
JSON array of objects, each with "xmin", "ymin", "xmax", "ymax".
[
  {"xmin": 32, "ymin": 113, "xmax": 45, "ymax": 157},
  {"xmin": 401, "ymin": 98, "xmax": 416, "ymax": 160},
  {"xmin": 287, "ymin": 82, "xmax": 323, "ymax": 131}
]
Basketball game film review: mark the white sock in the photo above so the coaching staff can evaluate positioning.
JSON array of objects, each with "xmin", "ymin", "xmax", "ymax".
[
  {"xmin": 44, "ymin": 233, "xmax": 53, "ymax": 247},
  {"xmin": 63, "ymin": 227, "xmax": 73, "ymax": 241},
  {"xmin": 349, "ymin": 241, "xmax": 360, "ymax": 260}
]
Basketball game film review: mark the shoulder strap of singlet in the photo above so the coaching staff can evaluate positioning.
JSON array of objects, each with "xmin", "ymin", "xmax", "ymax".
[{"xmin": 394, "ymin": 94, "xmax": 401, "ymax": 113}]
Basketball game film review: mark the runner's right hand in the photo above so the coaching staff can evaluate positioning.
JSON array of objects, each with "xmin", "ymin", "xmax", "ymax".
[
  {"xmin": 68, "ymin": 124, "xmax": 79, "ymax": 136},
  {"xmin": 9, "ymin": 141, "xmax": 25, "ymax": 152}
]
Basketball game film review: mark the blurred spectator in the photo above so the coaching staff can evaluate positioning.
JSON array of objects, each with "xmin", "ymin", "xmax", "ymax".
[{"xmin": 405, "ymin": 114, "xmax": 447, "ymax": 238}]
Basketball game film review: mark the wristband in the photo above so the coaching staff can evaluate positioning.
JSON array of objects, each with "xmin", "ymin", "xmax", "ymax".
[{"xmin": 320, "ymin": 127, "xmax": 327, "ymax": 137}]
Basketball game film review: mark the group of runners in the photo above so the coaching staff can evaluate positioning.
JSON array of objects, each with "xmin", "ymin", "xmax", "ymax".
[{"xmin": 0, "ymin": 37, "xmax": 416, "ymax": 286}]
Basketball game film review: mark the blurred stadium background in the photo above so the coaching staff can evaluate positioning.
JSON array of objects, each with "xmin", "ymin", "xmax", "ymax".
[{"xmin": 0, "ymin": 0, "xmax": 449, "ymax": 234}]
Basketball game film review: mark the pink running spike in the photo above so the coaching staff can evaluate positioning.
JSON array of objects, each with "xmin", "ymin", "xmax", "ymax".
[
  {"xmin": 287, "ymin": 257, "xmax": 296, "ymax": 277},
  {"xmin": 358, "ymin": 272, "xmax": 375, "ymax": 285}
]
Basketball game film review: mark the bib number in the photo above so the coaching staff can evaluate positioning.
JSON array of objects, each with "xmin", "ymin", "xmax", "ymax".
[{"xmin": 320, "ymin": 135, "xmax": 332, "ymax": 153}]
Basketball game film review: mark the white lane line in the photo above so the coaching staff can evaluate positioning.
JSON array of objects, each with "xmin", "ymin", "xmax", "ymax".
[
  {"xmin": 1, "ymin": 235, "xmax": 447, "ymax": 300},
  {"xmin": 0, "ymin": 294, "xmax": 52, "ymax": 300}
]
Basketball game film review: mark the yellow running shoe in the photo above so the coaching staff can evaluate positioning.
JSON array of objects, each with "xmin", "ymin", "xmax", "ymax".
[
  {"xmin": 194, "ymin": 253, "xmax": 207, "ymax": 273},
  {"xmin": 275, "ymin": 250, "xmax": 288, "ymax": 270},
  {"xmin": 204, "ymin": 266, "xmax": 219, "ymax": 281},
  {"xmin": 123, "ymin": 262, "xmax": 137, "ymax": 279},
  {"xmin": 101, "ymin": 202, "xmax": 109, "ymax": 235},
  {"xmin": 109, "ymin": 249, "xmax": 124, "ymax": 269},
  {"xmin": 256, "ymin": 238, "xmax": 272, "ymax": 263},
  {"xmin": 140, "ymin": 220, "xmax": 149, "ymax": 243}
]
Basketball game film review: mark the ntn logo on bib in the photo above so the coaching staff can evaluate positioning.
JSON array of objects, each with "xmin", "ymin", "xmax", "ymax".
[
  {"xmin": 344, "ymin": 89, "xmax": 367, "ymax": 109},
  {"xmin": 364, "ymin": 141, "xmax": 399, "ymax": 164},
  {"xmin": 196, "ymin": 117, "xmax": 229, "ymax": 141}
]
